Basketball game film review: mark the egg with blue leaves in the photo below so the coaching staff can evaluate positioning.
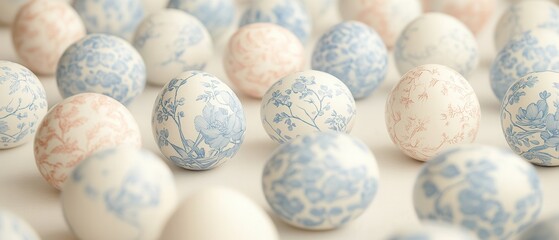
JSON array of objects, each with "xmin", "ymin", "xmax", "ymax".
[
  {"xmin": 168, "ymin": 0, "xmax": 235, "ymax": 39},
  {"xmin": 0, "ymin": 210, "xmax": 40, "ymax": 240},
  {"xmin": 73, "ymin": 0, "xmax": 144, "ymax": 40}
]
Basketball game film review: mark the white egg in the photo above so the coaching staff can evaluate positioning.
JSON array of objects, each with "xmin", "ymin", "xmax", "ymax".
[
  {"xmin": 422, "ymin": 0, "xmax": 496, "ymax": 35},
  {"xmin": 161, "ymin": 187, "xmax": 279, "ymax": 240},
  {"xmin": 34, "ymin": 93, "xmax": 141, "ymax": 190},
  {"xmin": 386, "ymin": 222, "xmax": 477, "ymax": 240},
  {"xmin": 62, "ymin": 147, "xmax": 177, "ymax": 240},
  {"xmin": 167, "ymin": 0, "xmax": 236, "ymax": 39},
  {"xmin": 518, "ymin": 215, "xmax": 559, "ymax": 240},
  {"xmin": 0, "ymin": 210, "xmax": 40, "ymax": 240}
]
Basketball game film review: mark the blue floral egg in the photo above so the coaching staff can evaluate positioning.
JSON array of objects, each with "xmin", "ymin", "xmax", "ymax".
[
  {"xmin": 168, "ymin": 0, "xmax": 235, "ymax": 39},
  {"xmin": 312, "ymin": 21, "xmax": 388, "ymax": 99},
  {"xmin": 518, "ymin": 214, "xmax": 559, "ymax": 240},
  {"xmin": 152, "ymin": 71, "xmax": 246, "ymax": 170},
  {"xmin": 413, "ymin": 144, "xmax": 542, "ymax": 240},
  {"xmin": 240, "ymin": 0, "xmax": 311, "ymax": 43},
  {"xmin": 387, "ymin": 222, "xmax": 476, "ymax": 240},
  {"xmin": 0, "ymin": 61, "xmax": 47, "ymax": 149},
  {"xmin": 490, "ymin": 29, "xmax": 559, "ymax": 101},
  {"xmin": 73, "ymin": 0, "xmax": 144, "ymax": 40},
  {"xmin": 56, "ymin": 34, "xmax": 146, "ymax": 106},
  {"xmin": 262, "ymin": 131, "xmax": 379, "ymax": 230},
  {"xmin": 260, "ymin": 70, "xmax": 356, "ymax": 144},
  {"xmin": 0, "ymin": 210, "xmax": 40, "ymax": 240}
]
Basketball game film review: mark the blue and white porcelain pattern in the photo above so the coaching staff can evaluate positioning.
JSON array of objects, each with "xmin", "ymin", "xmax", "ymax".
[
  {"xmin": 394, "ymin": 13, "xmax": 479, "ymax": 77},
  {"xmin": 500, "ymin": 71, "xmax": 559, "ymax": 166},
  {"xmin": 413, "ymin": 144, "xmax": 542, "ymax": 240},
  {"xmin": 260, "ymin": 70, "xmax": 356, "ymax": 144},
  {"xmin": 152, "ymin": 71, "xmax": 246, "ymax": 170},
  {"xmin": 518, "ymin": 214, "xmax": 559, "ymax": 240},
  {"xmin": 73, "ymin": 0, "xmax": 144, "ymax": 40},
  {"xmin": 0, "ymin": 61, "xmax": 47, "ymax": 149},
  {"xmin": 262, "ymin": 131, "xmax": 379, "ymax": 230},
  {"xmin": 56, "ymin": 34, "xmax": 146, "ymax": 106},
  {"xmin": 133, "ymin": 9, "xmax": 212, "ymax": 86},
  {"xmin": 61, "ymin": 147, "xmax": 178, "ymax": 240},
  {"xmin": 0, "ymin": 210, "xmax": 40, "ymax": 240},
  {"xmin": 240, "ymin": 0, "xmax": 311, "ymax": 43},
  {"xmin": 168, "ymin": 0, "xmax": 235, "ymax": 39},
  {"xmin": 312, "ymin": 21, "xmax": 388, "ymax": 99},
  {"xmin": 490, "ymin": 29, "xmax": 559, "ymax": 102},
  {"xmin": 387, "ymin": 222, "xmax": 477, "ymax": 240}
]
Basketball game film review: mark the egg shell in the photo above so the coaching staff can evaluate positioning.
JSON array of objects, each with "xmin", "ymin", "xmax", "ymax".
[
  {"xmin": 490, "ymin": 29, "xmax": 559, "ymax": 101},
  {"xmin": 422, "ymin": 0, "xmax": 495, "ymax": 34},
  {"xmin": 339, "ymin": 0, "xmax": 422, "ymax": 48},
  {"xmin": 262, "ymin": 131, "xmax": 379, "ymax": 230},
  {"xmin": 494, "ymin": 0, "xmax": 559, "ymax": 52},
  {"xmin": 57, "ymin": 34, "xmax": 146, "ymax": 105},
  {"xmin": 240, "ymin": 0, "xmax": 311, "ymax": 43},
  {"xmin": 34, "ymin": 93, "xmax": 141, "ymax": 190},
  {"xmin": 141, "ymin": 0, "xmax": 168, "ymax": 15},
  {"xmin": 0, "ymin": 61, "xmax": 48, "ymax": 149},
  {"xmin": 73, "ymin": 0, "xmax": 144, "ymax": 40},
  {"xmin": 152, "ymin": 71, "xmax": 246, "ymax": 170},
  {"xmin": 518, "ymin": 215, "xmax": 559, "ymax": 240},
  {"xmin": 395, "ymin": 13, "xmax": 479, "ymax": 77},
  {"xmin": 167, "ymin": 0, "xmax": 236, "ymax": 39},
  {"xmin": 413, "ymin": 144, "xmax": 542, "ymax": 240},
  {"xmin": 0, "ymin": 210, "xmax": 40, "ymax": 240},
  {"xmin": 385, "ymin": 64, "xmax": 480, "ymax": 161},
  {"xmin": 311, "ymin": 21, "xmax": 388, "ymax": 99},
  {"xmin": 387, "ymin": 222, "xmax": 477, "ymax": 240},
  {"xmin": 224, "ymin": 23, "xmax": 305, "ymax": 98},
  {"xmin": 61, "ymin": 147, "xmax": 177, "ymax": 240},
  {"xmin": 161, "ymin": 187, "xmax": 279, "ymax": 240},
  {"xmin": 260, "ymin": 70, "xmax": 356, "ymax": 144},
  {"xmin": 12, "ymin": 0, "xmax": 86, "ymax": 75}
]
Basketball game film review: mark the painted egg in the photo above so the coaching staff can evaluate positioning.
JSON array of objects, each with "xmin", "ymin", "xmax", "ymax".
[
  {"xmin": 0, "ymin": 61, "xmax": 47, "ymax": 149},
  {"xmin": 133, "ymin": 9, "xmax": 212, "ymax": 86},
  {"xmin": 387, "ymin": 222, "xmax": 477, "ymax": 240},
  {"xmin": 152, "ymin": 71, "xmax": 246, "ymax": 170},
  {"xmin": 239, "ymin": 0, "xmax": 311, "ymax": 43},
  {"xmin": 299, "ymin": 0, "xmax": 338, "ymax": 32},
  {"xmin": 260, "ymin": 70, "xmax": 356, "ymax": 144},
  {"xmin": 57, "ymin": 34, "xmax": 146, "ymax": 105},
  {"xmin": 413, "ymin": 144, "xmax": 542, "ymax": 240},
  {"xmin": 168, "ymin": 0, "xmax": 236, "ymax": 39},
  {"xmin": 339, "ymin": 0, "xmax": 422, "ymax": 48},
  {"xmin": 141, "ymin": 0, "xmax": 168, "ymax": 15},
  {"xmin": 73, "ymin": 0, "xmax": 144, "ymax": 40},
  {"xmin": 494, "ymin": 0, "xmax": 559, "ymax": 52},
  {"xmin": 34, "ymin": 93, "xmax": 141, "ymax": 190},
  {"xmin": 224, "ymin": 23, "xmax": 304, "ymax": 98},
  {"xmin": 0, "ymin": 210, "xmax": 40, "ymax": 240},
  {"xmin": 312, "ymin": 21, "xmax": 388, "ymax": 99},
  {"xmin": 385, "ymin": 64, "xmax": 481, "ymax": 161},
  {"xmin": 161, "ymin": 187, "xmax": 279, "ymax": 240},
  {"xmin": 518, "ymin": 215, "xmax": 559, "ymax": 240},
  {"xmin": 12, "ymin": 0, "xmax": 86, "ymax": 75},
  {"xmin": 490, "ymin": 29, "xmax": 559, "ymax": 101},
  {"xmin": 422, "ymin": 0, "xmax": 496, "ymax": 35},
  {"xmin": 262, "ymin": 131, "xmax": 379, "ymax": 230},
  {"xmin": 62, "ymin": 147, "xmax": 177, "ymax": 240},
  {"xmin": 395, "ymin": 13, "xmax": 479, "ymax": 77}
]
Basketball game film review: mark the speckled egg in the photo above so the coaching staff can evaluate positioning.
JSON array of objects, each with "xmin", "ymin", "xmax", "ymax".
[
  {"xmin": 395, "ymin": 13, "xmax": 479, "ymax": 77},
  {"xmin": 34, "ymin": 93, "xmax": 141, "ymax": 190},
  {"xmin": 152, "ymin": 71, "xmax": 246, "ymax": 170},
  {"xmin": 168, "ymin": 0, "xmax": 236, "ymax": 39},
  {"xmin": 240, "ymin": 0, "xmax": 311, "ymax": 43},
  {"xmin": 62, "ymin": 147, "xmax": 177, "ymax": 240},
  {"xmin": 260, "ymin": 70, "xmax": 356, "ymax": 144},
  {"xmin": 422, "ymin": 0, "xmax": 495, "ymax": 35},
  {"xmin": 133, "ymin": 9, "xmax": 212, "ymax": 86},
  {"xmin": 0, "ymin": 61, "xmax": 47, "ymax": 149},
  {"xmin": 262, "ymin": 131, "xmax": 379, "ymax": 230},
  {"xmin": 312, "ymin": 21, "xmax": 388, "ymax": 99},
  {"xmin": 57, "ymin": 34, "xmax": 146, "ymax": 105},
  {"xmin": 12, "ymin": 0, "xmax": 86, "ymax": 75},
  {"xmin": 413, "ymin": 144, "xmax": 542, "ymax": 240},
  {"xmin": 490, "ymin": 29, "xmax": 559, "ymax": 101},
  {"xmin": 494, "ymin": 0, "xmax": 559, "ymax": 52},
  {"xmin": 224, "ymin": 23, "xmax": 304, "ymax": 98},
  {"xmin": 518, "ymin": 214, "xmax": 559, "ymax": 240},
  {"xmin": 339, "ymin": 0, "xmax": 422, "ymax": 48},
  {"xmin": 385, "ymin": 64, "xmax": 480, "ymax": 161},
  {"xmin": 73, "ymin": 0, "xmax": 144, "ymax": 40},
  {"xmin": 387, "ymin": 222, "xmax": 477, "ymax": 240},
  {"xmin": 0, "ymin": 210, "xmax": 40, "ymax": 240}
]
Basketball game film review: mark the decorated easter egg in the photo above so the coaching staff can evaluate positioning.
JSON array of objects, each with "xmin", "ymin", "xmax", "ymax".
[
  {"xmin": 385, "ymin": 64, "xmax": 480, "ymax": 161},
  {"xmin": 413, "ymin": 144, "xmax": 542, "ymax": 240},
  {"xmin": 0, "ymin": 61, "xmax": 47, "ymax": 149},
  {"xmin": 152, "ymin": 71, "xmax": 246, "ymax": 170},
  {"xmin": 260, "ymin": 70, "xmax": 356, "ymax": 143},
  {"xmin": 57, "ymin": 34, "xmax": 146, "ymax": 105},
  {"xmin": 168, "ymin": 0, "xmax": 235, "ymax": 38},
  {"xmin": 0, "ymin": 210, "xmax": 40, "ymax": 240},
  {"xmin": 73, "ymin": 0, "xmax": 144, "ymax": 40},
  {"xmin": 34, "ymin": 93, "xmax": 141, "ymax": 189},
  {"xmin": 133, "ymin": 9, "xmax": 212, "ymax": 86},
  {"xmin": 224, "ymin": 23, "xmax": 304, "ymax": 98},
  {"xmin": 387, "ymin": 222, "xmax": 477, "ymax": 240},
  {"xmin": 518, "ymin": 214, "xmax": 559, "ymax": 240},
  {"xmin": 422, "ymin": 0, "xmax": 495, "ymax": 35},
  {"xmin": 312, "ymin": 21, "xmax": 388, "ymax": 99}
]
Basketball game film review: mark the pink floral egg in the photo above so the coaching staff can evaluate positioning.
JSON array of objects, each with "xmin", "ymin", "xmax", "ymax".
[
  {"xmin": 422, "ymin": 0, "xmax": 495, "ymax": 35},
  {"xmin": 34, "ymin": 93, "xmax": 141, "ymax": 189},
  {"xmin": 385, "ymin": 64, "xmax": 481, "ymax": 161}
]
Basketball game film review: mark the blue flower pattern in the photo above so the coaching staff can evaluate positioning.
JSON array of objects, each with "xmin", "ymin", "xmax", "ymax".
[
  {"xmin": 73, "ymin": 0, "xmax": 144, "ymax": 40},
  {"xmin": 0, "ymin": 211, "xmax": 40, "ymax": 240},
  {"xmin": 168, "ymin": 0, "xmax": 235, "ymax": 38}
]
